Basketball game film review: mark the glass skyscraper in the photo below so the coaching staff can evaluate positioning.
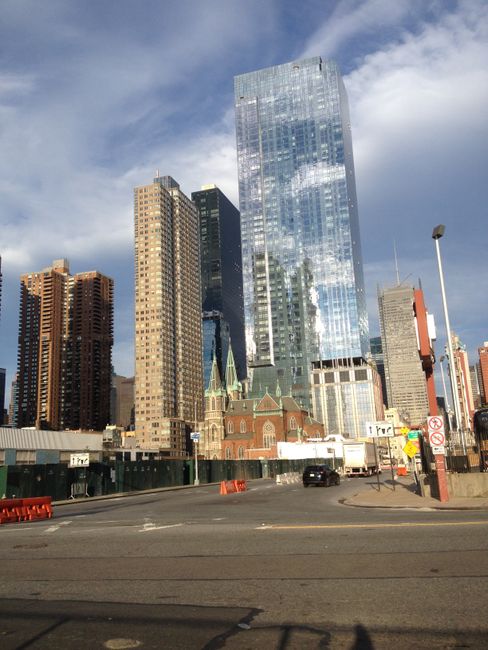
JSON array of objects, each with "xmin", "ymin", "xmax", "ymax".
[
  {"xmin": 192, "ymin": 185, "xmax": 246, "ymax": 386},
  {"xmin": 235, "ymin": 57, "xmax": 369, "ymax": 407}
]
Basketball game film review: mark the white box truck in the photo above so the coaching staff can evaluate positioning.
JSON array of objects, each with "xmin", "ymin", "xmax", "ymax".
[{"xmin": 343, "ymin": 441, "xmax": 379, "ymax": 476}]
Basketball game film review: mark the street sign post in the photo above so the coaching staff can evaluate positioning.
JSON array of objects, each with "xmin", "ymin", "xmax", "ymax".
[
  {"xmin": 191, "ymin": 431, "xmax": 200, "ymax": 485},
  {"xmin": 428, "ymin": 414, "xmax": 449, "ymax": 502},
  {"xmin": 403, "ymin": 441, "xmax": 418, "ymax": 459},
  {"xmin": 69, "ymin": 453, "xmax": 90, "ymax": 468},
  {"xmin": 429, "ymin": 430, "xmax": 446, "ymax": 447},
  {"xmin": 427, "ymin": 416, "xmax": 445, "ymax": 435},
  {"xmin": 365, "ymin": 421, "xmax": 394, "ymax": 438}
]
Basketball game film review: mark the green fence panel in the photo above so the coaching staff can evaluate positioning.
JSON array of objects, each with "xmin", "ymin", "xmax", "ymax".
[{"xmin": 0, "ymin": 466, "xmax": 7, "ymax": 498}]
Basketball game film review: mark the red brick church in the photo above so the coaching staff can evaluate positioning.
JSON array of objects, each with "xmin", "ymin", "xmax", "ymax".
[{"xmin": 201, "ymin": 346, "xmax": 324, "ymax": 460}]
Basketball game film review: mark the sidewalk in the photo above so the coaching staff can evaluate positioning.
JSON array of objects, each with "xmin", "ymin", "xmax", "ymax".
[{"xmin": 342, "ymin": 476, "xmax": 488, "ymax": 510}]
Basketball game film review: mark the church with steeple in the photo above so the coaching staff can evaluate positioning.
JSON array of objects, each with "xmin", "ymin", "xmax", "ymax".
[{"xmin": 202, "ymin": 343, "xmax": 324, "ymax": 460}]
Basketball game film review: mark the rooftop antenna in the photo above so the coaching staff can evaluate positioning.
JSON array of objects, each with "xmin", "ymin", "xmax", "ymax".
[{"xmin": 393, "ymin": 240, "xmax": 400, "ymax": 285}]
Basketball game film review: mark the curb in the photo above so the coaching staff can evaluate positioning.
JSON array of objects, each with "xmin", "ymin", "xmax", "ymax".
[
  {"xmin": 340, "ymin": 497, "xmax": 488, "ymax": 511},
  {"xmin": 52, "ymin": 481, "xmax": 223, "ymax": 506}
]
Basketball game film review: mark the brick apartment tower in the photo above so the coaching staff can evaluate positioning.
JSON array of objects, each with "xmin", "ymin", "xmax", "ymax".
[
  {"xmin": 68, "ymin": 271, "xmax": 114, "ymax": 430},
  {"xmin": 479, "ymin": 342, "xmax": 488, "ymax": 406},
  {"xmin": 15, "ymin": 259, "xmax": 113, "ymax": 430},
  {"xmin": 134, "ymin": 175, "xmax": 203, "ymax": 453}
]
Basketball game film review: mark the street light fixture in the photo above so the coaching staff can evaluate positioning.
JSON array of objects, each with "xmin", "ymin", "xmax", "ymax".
[{"xmin": 432, "ymin": 224, "xmax": 466, "ymax": 454}]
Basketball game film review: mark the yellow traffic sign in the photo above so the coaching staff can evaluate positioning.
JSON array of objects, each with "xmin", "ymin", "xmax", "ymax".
[
  {"xmin": 403, "ymin": 441, "xmax": 418, "ymax": 458},
  {"xmin": 400, "ymin": 427, "xmax": 409, "ymax": 435}
]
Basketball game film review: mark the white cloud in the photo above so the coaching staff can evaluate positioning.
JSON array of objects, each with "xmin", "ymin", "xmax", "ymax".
[
  {"xmin": 301, "ymin": 0, "xmax": 413, "ymax": 59},
  {"xmin": 300, "ymin": 0, "xmax": 488, "ymax": 362}
]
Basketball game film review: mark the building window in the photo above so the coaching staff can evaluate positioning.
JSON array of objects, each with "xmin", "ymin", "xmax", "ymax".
[
  {"xmin": 211, "ymin": 424, "xmax": 217, "ymax": 442},
  {"xmin": 240, "ymin": 419, "xmax": 246, "ymax": 433},
  {"xmin": 238, "ymin": 446, "xmax": 245, "ymax": 459},
  {"xmin": 227, "ymin": 421, "xmax": 234, "ymax": 434},
  {"xmin": 225, "ymin": 447, "xmax": 232, "ymax": 460},
  {"xmin": 263, "ymin": 420, "xmax": 276, "ymax": 448},
  {"xmin": 263, "ymin": 433, "xmax": 276, "ymax": 449},
  {"xmin": 289, "ymin": 416, "xmax": 297, "ymax": 430}
]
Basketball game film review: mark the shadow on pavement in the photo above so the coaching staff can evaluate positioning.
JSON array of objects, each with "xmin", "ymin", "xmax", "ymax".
[{"xmin": 2, "ymin": 598, "xmax": 487, "ymax": 649}]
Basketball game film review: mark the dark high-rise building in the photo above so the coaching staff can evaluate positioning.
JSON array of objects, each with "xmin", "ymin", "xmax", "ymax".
[
  {"xmin": 192, "ymin": 185, "xmax": 246, "ymax": 384},
  {"xmin": 14, "ymin": 259, "xmax": 113, "ymax": 430},
  {"xmin": 235, "ymin": 57, "xmax": 369, "ymax": 408},
  {"xmin": 0, "ymin": 368, "xmax": 5, "ymax": 425},
  {"xmin": 370, "ymin": 336, "xmax": 387, "ymax": 407},
  {"xmin": 202, "ymin": 312, "xmax": 230, "ymax": 390}
]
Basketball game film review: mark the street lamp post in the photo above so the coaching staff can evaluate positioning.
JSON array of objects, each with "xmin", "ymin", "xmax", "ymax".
[
  {"xmin": 439, "ymin": 354, "xmax": 454, "ymax": 443},
  {"xmin": 432, "ymin": 225, "xmax": 466, "ymax": 454}
]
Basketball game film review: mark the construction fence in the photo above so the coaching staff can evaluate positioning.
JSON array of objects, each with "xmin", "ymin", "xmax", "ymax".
[{"xmin": 0, "ymin": 457, "xmax": 335, "ymax": 501}]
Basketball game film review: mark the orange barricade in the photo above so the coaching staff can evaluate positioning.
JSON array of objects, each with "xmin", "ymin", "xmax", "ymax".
[
  {"xmin": 0, "ymin": 496, "xmax": 53, "ymax": 524},
  {"xmin": 235, "ymin": 480, "xmax": 247, "ymax": 492},
  {"xmin": 23, "ymin": 497, "xmax": 53, "ymax": 521},
  {"xmin": 220, "ymin": 480, "xmax": 247, "ymax": 495},
  {"xmin": 220, "ymin": 480, "xmax": 237, "ymax": 495},
  {"xmin": 0, "ymin": 499, "xmax": 23, "ymax": 524}
]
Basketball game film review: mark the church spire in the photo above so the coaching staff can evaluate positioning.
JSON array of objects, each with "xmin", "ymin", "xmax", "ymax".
[
  {"xmin": 208, "ymin": 352, "xmax": 222, "ymax": 393},
  {"xmin": 225, "ymin": 341, "xmax": 242, "ymax": 400}
]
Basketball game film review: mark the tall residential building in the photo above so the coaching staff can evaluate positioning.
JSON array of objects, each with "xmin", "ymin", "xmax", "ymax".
[
  {"xmin": 191, "ymin": 185, "xmax": 246, "ymax": 385},
  {"xmin": 235, "ymin": 57, "xmax": 369, "ymax": 409},
  {"xmin": 134, "ymin": 175, "xmax": 204, "ymax": 453},
  {"xmin": 14, "ymin": 259, "xmax": 113, "ymax": 430},
  {"xmin": 378, "ymin": 284, "xmax": 432, "ymax": 426},
  {"xmin": 0, "ymin": 255, "xmax": 2, "ymax": 322},
  {"xmin": 479, "ymin": 342, "xmax": 488, "ymax": 405},
  {"xmin": 68, "ymin": 271, "xmax": 114, "ymax": 430}
]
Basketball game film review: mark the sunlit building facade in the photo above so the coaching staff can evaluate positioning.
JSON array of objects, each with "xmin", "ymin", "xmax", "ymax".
[
  {"xmin": 14, "ymin": 260, "xmax": 113, "ymax": 431},
  {"xmin": 378, "ymin": 284, "xmax": 430, "ymax": 426},
  {"xmin": 134, "ymin": 176, "xmax": 203, "ymax": 453},
  {"xmin": 235, "ymin": 57, "xmax": 368, "ymax": 409},
  {"xmin": 311, "ymin": 358, "xmax": 384, "ymax": 438}
]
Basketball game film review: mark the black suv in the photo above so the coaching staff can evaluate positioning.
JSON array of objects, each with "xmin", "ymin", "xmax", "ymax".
[{"xmin": 303, "ymin": 465, "xmax": 340, "ymax": 488}]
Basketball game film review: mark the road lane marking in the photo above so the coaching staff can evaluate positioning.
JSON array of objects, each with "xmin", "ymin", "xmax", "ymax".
[
  {"xmin": 256, "ymin": 521, "xmax": 488, "ymax": 530},
  {"xmin": 138, "ymin": 523, "xmax": 183, "ymax": 532},
  {"xmin": 44, "ymin": 520, "xmax": 72, "ymax": 534}
]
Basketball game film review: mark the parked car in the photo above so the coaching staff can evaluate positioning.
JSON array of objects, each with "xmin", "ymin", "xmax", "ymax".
[{"xmin": 303, "ymin": 465, "xmax": 340, "ymax": 487}]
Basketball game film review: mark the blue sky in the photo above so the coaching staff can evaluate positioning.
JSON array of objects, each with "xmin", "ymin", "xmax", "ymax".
[{"xmin": 1, "ymin": 0, "xmax": 487, "ymax": 402}]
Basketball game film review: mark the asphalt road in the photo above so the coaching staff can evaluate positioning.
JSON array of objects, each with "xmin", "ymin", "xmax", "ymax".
[{"xmin": 1, "ymin": 477, "xmax": 488, "ymax": 649}]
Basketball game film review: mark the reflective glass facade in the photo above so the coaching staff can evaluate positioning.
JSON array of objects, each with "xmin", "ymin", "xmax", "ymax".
[
  {"xmin": 202, "ymin": 312, "xmax": 230, "ymax": 390},
  {"xmin": 235, "ymin": 57, "xmax": 369, "ymax": 407},
  {"xmin": 192, "ymin": 186, "xmax": 246, "ymax": 381}
]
